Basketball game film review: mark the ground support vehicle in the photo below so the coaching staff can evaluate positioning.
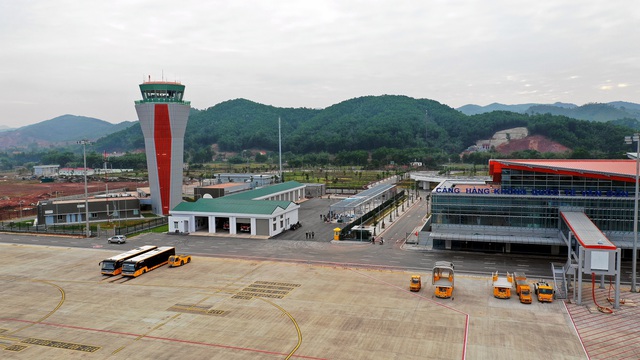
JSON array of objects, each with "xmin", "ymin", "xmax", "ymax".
[
  {"xmin": 100, "ymin": 245, "xmax": 157, "ymax": 275},
  {"xmin": 534, "ymin": 281, "xmax": 555, "ymax": 302},
  {"xmin": 169, "ymin": 254, "xmax": 192, "ymax": 267},
  {"xmin": 492, "ymin": 271, "xmax": 513, "ymax": 299},
  {"xmin": 514, "ymin": 272, "xmax": 532, "ymax": 304},
  {"xmin": 121, "ymin": 246, "xmax": 175, "ymax": 277},
  {"xmin": 410, "ymin": 275, "xmax": 422, "ymax": 292},
  {"xmin": 432, "ymin": 261, "xmax": 455, "ymax": 298}
]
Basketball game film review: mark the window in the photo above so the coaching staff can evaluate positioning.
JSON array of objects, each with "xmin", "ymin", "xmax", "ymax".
[{"xmin": 90, "ymin": 213, "xmax": 99, "ymax": 219}]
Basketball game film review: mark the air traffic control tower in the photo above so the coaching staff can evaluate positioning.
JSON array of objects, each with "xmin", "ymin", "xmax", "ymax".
[{"xmin": 135, "ymin": 80, "xmax": 190, "ymax": 215}]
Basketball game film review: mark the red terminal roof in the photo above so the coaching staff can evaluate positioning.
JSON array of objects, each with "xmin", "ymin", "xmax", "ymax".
[{"xmin": 489, "ymin": 159, "xmax": 638, "ymax": 183}]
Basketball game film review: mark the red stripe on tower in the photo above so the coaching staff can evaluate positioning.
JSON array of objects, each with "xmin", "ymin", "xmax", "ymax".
[{"xmin": 154, "ymin": 104, "xmax": 172, "ymax": 215}]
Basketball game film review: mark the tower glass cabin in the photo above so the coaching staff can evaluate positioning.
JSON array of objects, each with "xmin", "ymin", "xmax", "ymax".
[{"xmin": 135, "ymin": 81, "xmax": 190, "ymax": 215}]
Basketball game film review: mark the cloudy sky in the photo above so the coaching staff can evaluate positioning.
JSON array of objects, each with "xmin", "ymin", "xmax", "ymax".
[{"xmin": 1, "ymin": 0, "xmax": 638, "ymax": 128}]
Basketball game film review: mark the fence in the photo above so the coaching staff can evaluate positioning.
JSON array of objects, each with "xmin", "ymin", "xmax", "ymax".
[
  {"xmin": 0, "ymin": 222, "xmax": 86, "ymax": 236},
  {"xmin": 0, "ymin": 217, "xmax": 168, "ymax": 237},
  {"xmin": 115, "ymin": 217, "xmax": 168, "ymax": 236}
]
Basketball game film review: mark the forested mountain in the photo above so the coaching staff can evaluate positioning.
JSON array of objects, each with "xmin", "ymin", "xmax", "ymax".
[
  {"xmin": 526, "ymin": 103, "xmax": 639, "ymax": 122},
  {"xmin": 0, "ymin": 115, "xmax": 134, "ymax": 150},
  {"xmin": 2, "ymin": 96, "xmax": 637, "ymax": 171},
  {"xmin": 458, "ymin": 101, "xmax": 640, "ymax": 123},
  {"xmin": 93, "ymin": 95, "xmax": 634, "ymax": 162}
]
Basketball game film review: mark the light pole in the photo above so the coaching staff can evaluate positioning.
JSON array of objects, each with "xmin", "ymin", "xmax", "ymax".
[
  {"xmin": 78, "ymin": 140, "xmax": 91, "ymax": 238},
  {"xmin": 625, "ymin": 134, "xmax": 639, "ymax": 292}
]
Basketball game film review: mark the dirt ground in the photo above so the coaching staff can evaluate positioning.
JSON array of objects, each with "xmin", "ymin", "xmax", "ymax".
[{"xmin": 0, "ymin": 176, "xmax": 146, "ymax": 221}]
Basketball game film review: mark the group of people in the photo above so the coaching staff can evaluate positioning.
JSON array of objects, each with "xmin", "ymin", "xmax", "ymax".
[
  {"xmin": 371, "ymin": 236, "xmax": 384, "ymax": 245},
  {"xmin": 306, "ymin": 231, "xmax": 315, "ymax": 239}
]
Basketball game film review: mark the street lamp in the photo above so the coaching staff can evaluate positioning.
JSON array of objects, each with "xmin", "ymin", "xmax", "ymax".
[
  {"xmin": 78, "ymin": 140, "xmax": 91, "ymax": 238},
  {"xmin": 625, "ymin": 134, "xmax": 639, "ymax": 292}
]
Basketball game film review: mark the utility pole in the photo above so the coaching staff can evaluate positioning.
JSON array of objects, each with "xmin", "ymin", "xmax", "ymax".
[
  {"xmin": 78, "ymin": 140, "xmax": 91, "ymax": 238},
  {"xmin": 278, "ymin": 117, "xmax": 283, "ymax": 183}
]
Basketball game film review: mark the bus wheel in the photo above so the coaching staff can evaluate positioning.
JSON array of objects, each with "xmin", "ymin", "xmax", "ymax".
[{"xmin": 187, "ymin": 258, "xmax": 191, "ymax": 263}]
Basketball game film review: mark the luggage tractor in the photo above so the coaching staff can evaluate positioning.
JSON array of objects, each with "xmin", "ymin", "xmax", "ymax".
[
  {"xmin": 410, "ymin": 275, "xmax": 422, "ymax": 292},
  {"xmin": 432, "ymin": 261, "xmax": 455, "ymax": 299}
]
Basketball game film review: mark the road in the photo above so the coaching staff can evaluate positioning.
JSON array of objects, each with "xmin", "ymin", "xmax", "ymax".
[{"xmin": 0, "ymin": 195, "xmax": 581, "ymax": 279}]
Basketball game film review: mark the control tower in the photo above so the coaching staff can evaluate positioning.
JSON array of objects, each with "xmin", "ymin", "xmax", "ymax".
[{"xmin": 135, "ymin": 80, "xmax": 190, "ymax": 215}]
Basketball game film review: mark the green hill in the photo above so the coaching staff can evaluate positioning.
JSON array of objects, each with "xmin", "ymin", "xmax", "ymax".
[{"xmin": 93, "ymin": 96, "xmax": 633, "ymax": 162}]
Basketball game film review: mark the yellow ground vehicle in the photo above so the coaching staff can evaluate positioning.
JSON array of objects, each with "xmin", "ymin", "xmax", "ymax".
[
  {"xmin": 121, "ymin": 246, "xmax": 175, "ymax": 277},
  {"xmin": 492, "ymin": 271, "xmax": 513, "ymax": 299},
  {"xmin": 169, "ymin": 254, "xmax": 192, "ymax": 267},
  {"xmin": 432, "ymin": 261, "xmax": 455, "ymax": 298},
  {"xmin": 534, "ymin": 281, "xmax": 555, "ymax": 302},
  {"xmin": 514, "ymin": 272, "xmax": 532, "ymax": 304},
  {"xmin": 100, "ymin": 245, "xmax": 157, "ymax": 275},
  {"xmin": 410, "ymin": 275, "xmax": 422, "ymax": 292}
]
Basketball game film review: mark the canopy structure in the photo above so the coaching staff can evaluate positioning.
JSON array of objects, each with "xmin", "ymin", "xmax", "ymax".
[{"xmin": 329, "ymin": 184, "xmax": 396, "ymax": 219}]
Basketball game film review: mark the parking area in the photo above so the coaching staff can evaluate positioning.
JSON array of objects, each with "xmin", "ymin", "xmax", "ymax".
[{"xmin": 0, "ymin": 243, "xmax": 588, "ymax": 359}]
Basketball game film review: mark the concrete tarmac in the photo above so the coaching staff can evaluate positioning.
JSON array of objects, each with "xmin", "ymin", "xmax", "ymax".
[{"xmin": 0, "ymin": 243, "xmax": 586, "ymax": 359}]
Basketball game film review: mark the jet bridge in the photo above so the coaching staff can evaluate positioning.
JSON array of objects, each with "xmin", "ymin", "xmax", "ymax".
[{"xmin": 559, "ymin": 210, "xmax": 621, "ymax": 309}]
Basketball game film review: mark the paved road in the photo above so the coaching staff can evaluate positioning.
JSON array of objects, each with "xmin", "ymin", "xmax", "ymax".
[
  {"xmin": 0, "ymin": 195, "xmax": 571, "ymax": 278},
  {"xmin": 3, "ymin": 194, "xmax": 639, "ymax": 281}
]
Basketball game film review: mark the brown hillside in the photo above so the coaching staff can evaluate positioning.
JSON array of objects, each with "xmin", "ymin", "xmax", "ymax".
[{"xmin": 495, "ymin": 135, "xmax": 570, "ymax": 154}]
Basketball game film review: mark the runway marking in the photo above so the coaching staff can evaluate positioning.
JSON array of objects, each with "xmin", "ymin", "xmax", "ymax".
[
  {"xmin": 167, "ymin": 304, "xmax": 228, "ymax": 316},
  {"xmin": 4, "ymin": 344, "xmax": 27, "ymax": 352},
  {"xmin": 8, "ymin": 279, "xmax": 65, "ymax": 335},
  {"xmin": 234, "ymin": 281, "xmax": 300, "ymax": 300},
  {"xmin": 22, "ymin": 337, "xmax": 100, "ymax": 353},
  {"xmin": 2, "ymin": 318, "xmax": 328, "ymax": 359},
  {"xmin": 255, "ymin": 297, "xmax": 303, "ymax": 360}
]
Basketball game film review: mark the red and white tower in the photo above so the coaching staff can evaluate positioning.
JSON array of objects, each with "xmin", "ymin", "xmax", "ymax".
[{"xmin": 135, "ymin": 80, "xmax": 190, "ymax": 215}]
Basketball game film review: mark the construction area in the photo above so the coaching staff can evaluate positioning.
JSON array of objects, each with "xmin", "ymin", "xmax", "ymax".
[
  {"xmin": 6, "ymin": 243, "xmax": 637, "ymax": 359},
  {"xmin": 0, "ymin": 177, "xmax": 144, "ymax": 221}
]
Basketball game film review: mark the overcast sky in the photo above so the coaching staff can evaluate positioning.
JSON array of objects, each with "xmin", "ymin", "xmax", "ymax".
[{"xmin": 1, "ymin": 0, "xmax": 638, "ymax": 128}]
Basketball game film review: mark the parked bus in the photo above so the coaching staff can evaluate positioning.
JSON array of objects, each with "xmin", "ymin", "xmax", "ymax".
[
  {"xmin": 100, "ymin": 245, "xmax": 158, "ymax": 275},
  {"xmin": 121, "ymin": 246, "xmax": 176, "ymax": 277}
]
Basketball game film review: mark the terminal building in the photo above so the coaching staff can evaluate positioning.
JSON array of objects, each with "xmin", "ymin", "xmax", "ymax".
[{"xmin": 426, "ymin": 159, "xmax": 639, "ymax": 258}]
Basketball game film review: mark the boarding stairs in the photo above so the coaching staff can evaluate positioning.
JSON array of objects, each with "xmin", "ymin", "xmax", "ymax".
[{"xmin": 551, "ymin": 260, "xmax": 575, "ymax": 300}]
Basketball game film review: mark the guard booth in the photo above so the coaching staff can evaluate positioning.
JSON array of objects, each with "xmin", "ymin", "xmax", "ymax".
[{"xmin": 558, "ymin": 210, "xmax": 621, "ymax": 309}]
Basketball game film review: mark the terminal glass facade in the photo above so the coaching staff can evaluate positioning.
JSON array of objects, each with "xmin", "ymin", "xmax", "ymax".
[{"xmin": 432, "ymin": 169, "xmax": 635, "ymax": 233}]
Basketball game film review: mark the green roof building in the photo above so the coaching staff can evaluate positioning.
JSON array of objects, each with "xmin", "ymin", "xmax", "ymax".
[{"xmin": 169, "ymin": 181, "xmax": 305, "ymax": 237}]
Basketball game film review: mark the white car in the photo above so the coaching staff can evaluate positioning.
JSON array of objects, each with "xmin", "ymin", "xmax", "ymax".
[{"xmin": 107, "ymin": 235, "xmax": 126, "ymax": 244}]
